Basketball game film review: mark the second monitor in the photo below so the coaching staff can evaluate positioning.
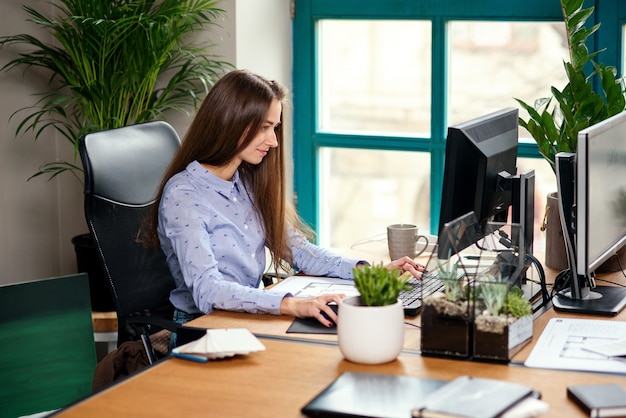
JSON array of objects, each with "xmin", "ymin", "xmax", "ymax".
[{"xmin": 437, "ymin": 107, "xmax": 534, "ymax": 266}]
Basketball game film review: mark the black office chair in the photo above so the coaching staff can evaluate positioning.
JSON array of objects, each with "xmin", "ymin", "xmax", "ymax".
[{"xmin": 79, "ymin": 121, "xmax": 205, "ymax": 363}]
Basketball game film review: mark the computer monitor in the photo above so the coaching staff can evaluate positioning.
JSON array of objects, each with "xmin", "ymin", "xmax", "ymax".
[
  {"xmin": 553, "ymin": 111, "xmax": 626, "ymax": 315},
  {"xmin": 437, "ymin": 108, "xmax": 531, "ymax": 260}
]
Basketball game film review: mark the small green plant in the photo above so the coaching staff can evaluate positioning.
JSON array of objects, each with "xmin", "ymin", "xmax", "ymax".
[
  {"xmin": 352, "ymin": 263, "xmax": 412, "ymax": 306},
  {"xmin": 477, "ymin": 272, "xmax": 508, "ymax": 317},
  {"xmin": 502, "ymin": 287, "xmax": 532, "ymax": 318},
  {"xmin": 434, "ymin": 259, "xmax": 465, "ymax": 302},
  {"xmin": 477, "ymin": 276, "xmax": 532, "ymax": 318}
]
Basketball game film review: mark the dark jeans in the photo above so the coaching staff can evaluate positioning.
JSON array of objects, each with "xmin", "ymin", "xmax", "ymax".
[{"xmin": 168, "ymin": 309, "xmax": 202, "ymax": 352}]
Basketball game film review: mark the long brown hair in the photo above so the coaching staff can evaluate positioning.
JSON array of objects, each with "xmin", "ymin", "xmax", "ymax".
[{"xmin": 140, "ymin": 69, "xmax": 306, "ymax": 273}]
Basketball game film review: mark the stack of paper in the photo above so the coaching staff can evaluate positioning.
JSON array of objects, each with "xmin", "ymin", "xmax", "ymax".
[
  {"xmin": 525, "ymin": 318, "xmax": 626, "ymax": 374},
  {"xmin": 172, "ymin": 328, "xmax": 266, "ymax": 362}
]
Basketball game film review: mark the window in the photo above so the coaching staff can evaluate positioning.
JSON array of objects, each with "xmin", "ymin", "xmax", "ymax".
[
  {"xmin": 318, "ymin": 20, "xmax": 432, "ymax": 137},
  {"xmin": 293, "ymin": 1, "xmax": 624, "ymax": 250}
]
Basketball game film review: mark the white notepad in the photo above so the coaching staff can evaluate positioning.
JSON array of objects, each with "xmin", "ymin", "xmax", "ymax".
[{"xmin": 172, "ymin": 328, "xmax": 266, "ymax": 362}]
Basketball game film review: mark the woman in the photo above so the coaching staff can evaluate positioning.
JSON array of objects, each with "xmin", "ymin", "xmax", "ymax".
[{"xmin": 142, "ymin": 69, "xmax": 422, "ymax": 332}]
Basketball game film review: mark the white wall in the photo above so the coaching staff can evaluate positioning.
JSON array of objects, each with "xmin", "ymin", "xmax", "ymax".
[
  {"xmin": 234, "ymin": 0, "xmax": 294, "ymax": 198},
  {"xmin": 0, "ymin": 0, "xmax": 293, "ymax": 285}
]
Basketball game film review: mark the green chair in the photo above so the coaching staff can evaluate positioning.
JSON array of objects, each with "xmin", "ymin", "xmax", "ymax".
[{"xmin": 0, "ymin": 273, "xmax": 97, "ymax": 418}]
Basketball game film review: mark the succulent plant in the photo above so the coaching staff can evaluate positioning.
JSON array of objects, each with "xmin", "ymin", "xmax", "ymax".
[
  {"xmin": 477, "ymin": 272, "xmax": 508, "ymax": 317},
  {"xmin": 352, "ymin": 263, "xmax": 412, "ymax": 306},
  {"xmin": 502, "ymin": 287, "xmax": 532, "ymax": 318}
]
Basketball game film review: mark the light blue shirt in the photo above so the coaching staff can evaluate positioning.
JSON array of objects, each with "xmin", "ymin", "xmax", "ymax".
[{"xmin": 158, "ymin": 161, "xmax": 362, "ymax": 315}]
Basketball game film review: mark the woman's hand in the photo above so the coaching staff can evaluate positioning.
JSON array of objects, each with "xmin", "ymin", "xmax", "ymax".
[
  {"xmin": 280, "ymin": 293, "xmax": 344, "ymax": 327},
  {"xmin": 386, "ymin": 256, "xmax": 425, "ymax": 278}
]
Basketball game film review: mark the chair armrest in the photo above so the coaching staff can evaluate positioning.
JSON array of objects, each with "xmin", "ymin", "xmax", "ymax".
[{"xmin": 126, "ymin": 316, "xmax": 207, "ymax": 363}]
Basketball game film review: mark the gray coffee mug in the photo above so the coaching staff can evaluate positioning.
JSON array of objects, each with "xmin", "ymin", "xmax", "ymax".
[{"xmin": 387, "ymin": 224, "xmax": 430, "ymax": 260}]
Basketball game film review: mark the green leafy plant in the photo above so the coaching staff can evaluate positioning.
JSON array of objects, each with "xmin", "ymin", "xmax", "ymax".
[
  {"xmin": 477, "ymin": 277, "xmax": 531, "ymax": 319},
  {"xmin": 434, "ymin": 258, "xmax": 466, "ymax": 302},
  {"xmin": 502, "ymin": 287, "xmax": 532, "ymax": 318},
  {"xmin": 515, "ymin": 0, "xmax": 625, "ymax": 174},
  {"xmin": 477, "ymin": 272, "xmax": 508, "ymax": 317},
  {"xmin": 352, "ymin": 263, "xmax": 412, "ymax": 306},
  {"xmin": 0, "ymin": 0, "xmax": 233, "ymax": 181}
]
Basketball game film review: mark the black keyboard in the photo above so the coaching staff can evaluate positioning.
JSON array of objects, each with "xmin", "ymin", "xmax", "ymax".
[{"xmin": 399, "ymin": 276, "xmax": 445, "ymax": 316}]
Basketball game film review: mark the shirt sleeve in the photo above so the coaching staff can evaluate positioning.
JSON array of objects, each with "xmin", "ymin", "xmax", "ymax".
[{"xmin": 287, "ymin": 228, "xmax": 365, "ymax": 279}]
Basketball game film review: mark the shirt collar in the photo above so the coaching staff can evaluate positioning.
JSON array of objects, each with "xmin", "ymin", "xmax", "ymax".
[{"xmin": 186, "ymin": 160, "xmax": 242, "ymax": 196}]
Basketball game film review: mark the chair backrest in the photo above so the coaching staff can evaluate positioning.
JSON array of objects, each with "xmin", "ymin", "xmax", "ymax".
[
  {"xmin": 0, "ymin": 273, "xmax": 97, "ymax": 417},
  {"xmin": 79, "ymin": 121, "xmax": 181, "ymax": 345}
]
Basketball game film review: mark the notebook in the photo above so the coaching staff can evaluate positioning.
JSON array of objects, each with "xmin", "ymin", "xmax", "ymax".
[
  {"xmin": 171, "ymin": 328, "xmax": 266, "ymax": 362},
  {"xmin": 301, "ymin": 372, "xmax": 447, "ymax": 418},
  {"xmin": 412, "ymin": 376, "xmax": 539, "ymax": 418},
  {"xmin": 567, "ymin": 383, "xmax": 626, "ymax": 417}
]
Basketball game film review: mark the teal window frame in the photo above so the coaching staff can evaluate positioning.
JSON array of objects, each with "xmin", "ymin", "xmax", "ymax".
[{"xmin": 292, "ymin": 0, "xmax": 624, "ymax": 236}]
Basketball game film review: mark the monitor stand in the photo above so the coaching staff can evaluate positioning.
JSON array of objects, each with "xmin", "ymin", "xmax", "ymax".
[{"xmin": 553, "ymin": 284, "xmax": 626, "ymax": 316}]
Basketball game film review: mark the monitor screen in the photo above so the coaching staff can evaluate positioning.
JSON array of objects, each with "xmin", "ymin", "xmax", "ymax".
[
  {"xmin": 552, "ymin": 111, "xmax": 626, "ymax": 316},
  {"xmin": 437, "ymin": 108, "xmax": 519, "ymax": 259},
  {"xmin": 577, "ymin": 111, "xmax": 626, "ymax": 275}
]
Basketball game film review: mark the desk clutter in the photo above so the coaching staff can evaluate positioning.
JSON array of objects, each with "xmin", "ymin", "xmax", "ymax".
[
  {"xmin": 171, "ymin": 328, "xmax": 265, "ymax": 362},
  {"xmin": 301, "ymin": 372, "xmax": 548, "ymax": 418},
  {"xmin": 51, "ymin": 234, "xmax": 626, "ymax": 417}
]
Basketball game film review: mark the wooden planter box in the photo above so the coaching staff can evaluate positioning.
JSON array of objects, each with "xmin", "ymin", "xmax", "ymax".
[{"xmin": 473, "ymin": 314, "xmax": 533, "ymax": 362}]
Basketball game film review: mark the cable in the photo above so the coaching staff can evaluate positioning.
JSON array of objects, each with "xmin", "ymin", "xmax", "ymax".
[
  {"xmin": 551, "ymin": 268, "xmax": 572, "ymax": 299},
  {"xmin": 525, "ymin": 253, "xmax": 550, "ymax": 311},
  {"xmin": 617, "ymin": 252, "xmax": 626, "ymax": 278},
  {"xmin": 349, "ymin": 233, "xmax": 386, "ymax": 250},
  {"xmin": 551, "ymin": 262, "xmax": 626, "ymax": 299}
]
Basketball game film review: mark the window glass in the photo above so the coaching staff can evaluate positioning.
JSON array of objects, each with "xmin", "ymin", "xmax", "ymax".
[
  {"xmin": 623, "ymin": 24, "xmax": 626, "ymax": 75},
  {"xmin": 318, "ymin": 147, "xmax": 430, "ymax": 248},
  {"xmin": 448, "ymin": 21, "xmax": 569, "ymax": 142},
  {"xmin": 318, "ymin": 20, "xmax": 432, "ymax": 136},
  {"xmin": 311, "ymin": 18, "xmax": 573, "ymax": 253}
]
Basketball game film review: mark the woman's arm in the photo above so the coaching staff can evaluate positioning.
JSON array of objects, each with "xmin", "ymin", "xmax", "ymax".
[{"xmin": 287, "ymin": 228, "xmax": 425, "ymax": 279}]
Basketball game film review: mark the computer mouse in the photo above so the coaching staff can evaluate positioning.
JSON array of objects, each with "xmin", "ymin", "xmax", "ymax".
[{"xmin": 321, "ymin": 304, "xmax": 339, "ymax": 326}]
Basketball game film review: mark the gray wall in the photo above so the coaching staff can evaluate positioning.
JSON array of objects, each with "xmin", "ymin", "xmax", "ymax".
[{"xmin": 0, "ymin": 0, "xmax": 292, "ymax": 286}]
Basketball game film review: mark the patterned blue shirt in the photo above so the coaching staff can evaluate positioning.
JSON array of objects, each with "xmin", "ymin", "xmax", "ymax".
[{"xmin": 158, "ymin": 161, "xmax": 362, "ymax": 315}]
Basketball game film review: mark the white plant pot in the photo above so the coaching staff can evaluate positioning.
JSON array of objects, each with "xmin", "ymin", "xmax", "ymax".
[{"xmin": 337, "ymin": 295, "xmax": 404, "ymax": 364}]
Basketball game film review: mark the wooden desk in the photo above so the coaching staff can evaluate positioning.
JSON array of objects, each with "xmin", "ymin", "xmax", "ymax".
[
  {"xmin": 57, "ymin": 338, "xmax": 620, "ymax": 418},
  {"xmin": 55, "ymin": 248, "xmax": 626, "ymax": 418}
]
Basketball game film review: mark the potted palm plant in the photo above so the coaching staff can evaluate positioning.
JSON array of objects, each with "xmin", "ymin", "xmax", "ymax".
[
  {"xmin": 515, "ymin": 0, "xmax": 626, "ymax": 270},
  {"xmin": 1, "ymin": 0, "xmax": 232, "ymax": 180},
  {"xmin": 0, "ymin": 0, "xmax": 233, "ymax": 310},
  {"xmin": 337, "ymin": 263, "xmax": 411, "ymax": 364}
]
